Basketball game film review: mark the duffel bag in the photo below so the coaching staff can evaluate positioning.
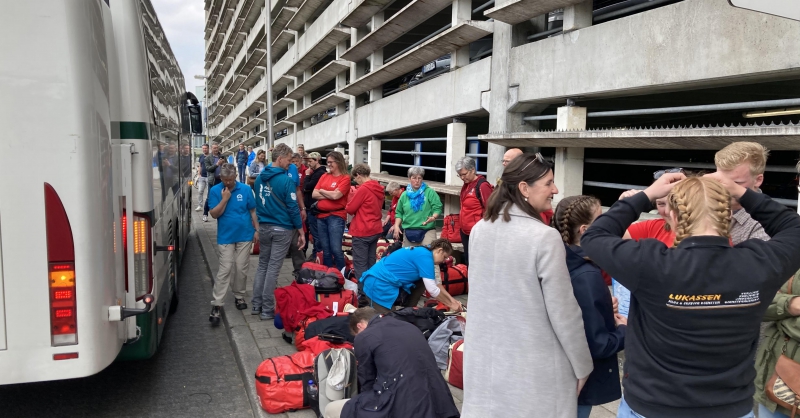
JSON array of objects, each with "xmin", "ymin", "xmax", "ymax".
[
  {"xmin": 252, "ymin": 240, "xmax": 259, "ymax": 255},
  {"xmin": 445, "ymin": 339, "xmax": 465, "ymax": 389},
  {"xmin": 297, "ymin": 262, "xmax": 344, "ymax": 294},
  {"xmin": 294, "ymin": 316, "xmax": 319, "ymax": 352},
  {"xmin": 342, "ymin": 233, "xmax": 353, "ymax": 251},
  {"xmin": 311, "ymin": 347, "xmax": 359, "ymax": 418},
  {"xmin": 441, "ymin": 263, "xmax": 468, "ymax": 296},
  {"xmin": 441, "ymin": 214, "xmax": 462, "ymax": 243},
  {"xmin": 255, "ymin": 351, "xmax": 315, "ymax": 414},
  {"xmin": 317, "ymin": 290, "xmax": 357, "ymax": 313}
]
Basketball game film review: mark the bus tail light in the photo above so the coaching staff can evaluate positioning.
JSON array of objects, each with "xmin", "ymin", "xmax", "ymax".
[
  {"xmin": 44, "ymin": 184, "xmax": 77, "ymax": 347},
  {"xmin": 132, "ymin": 214, "xmax": 153, "ymax": 300}
]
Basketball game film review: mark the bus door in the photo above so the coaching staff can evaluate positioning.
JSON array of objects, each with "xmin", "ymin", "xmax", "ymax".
[{"xmin": 0, "ymin": 213, "xmax": 6, "ymax": 351}]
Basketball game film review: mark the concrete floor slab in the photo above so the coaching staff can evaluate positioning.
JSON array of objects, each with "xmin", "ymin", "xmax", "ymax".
[
  {"xmin": 286, "ymin": 92, "xmax": 349, "ymax": 123},
  {"xmin": 341, "ymin": 0, "xmax": 453, "ymax": 63},
  {"xmin": 340, "ymin": 21, "xmax": 493, "ymax": 97},
  {"xmin": 286, "ymin": 0, "xmax": 329, "ymax": 31},
  {"xmin": 483, "ymin": 0, "xmax": 586, "ymax": 25},
  {"xmin": 341, "ymin": 0, "xmax": 396, "ymax": 28},
  {"xmin": 285, "ymin": 27, "xmax": 351, "ymax": 78},
  {"xmin": 286, "ymin": 60, "xmax": 350, "ymax": 100},
  {"xmin": 271, "ymin": 7, "xmax": 298, "ymax": 39}
]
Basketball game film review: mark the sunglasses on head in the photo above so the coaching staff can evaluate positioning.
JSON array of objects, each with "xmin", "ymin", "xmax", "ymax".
[
  {"xmin": 521, "ymin": 153, "xmax": 546, "ymax": 172},
  {"xmin": 654, "ymin": 168, "xmax": 684, "ymax": 180}
]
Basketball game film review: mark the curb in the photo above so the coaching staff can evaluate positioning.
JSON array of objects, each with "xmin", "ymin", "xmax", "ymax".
[{"xmin": 195, "ymin": 220, "xmax": 269, "ymax": 418}]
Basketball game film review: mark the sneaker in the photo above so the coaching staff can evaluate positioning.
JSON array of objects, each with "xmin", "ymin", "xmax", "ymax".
[
  {"xmin": 203, "ymin": 215, "xmax": 208, "ymax": 222},
  {"xmin": 235, "ymin": 298, "xmax": 248, "ymax": 310},
  {"xmin": 209, "ymin": 306, "xmax": 221, "ymax": 325},
  {"xmin": 251, "ymin": 306, "xmax": 261, "ymax": 315},
  {"xmin": 195, "ymin": 205, "xmax": 202, "ymax": 211},
  {"xmin": 260, "ymin": 310, "xmax": 275, "ymax": 321}
]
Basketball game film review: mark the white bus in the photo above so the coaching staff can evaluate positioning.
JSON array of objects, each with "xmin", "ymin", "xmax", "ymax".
[{"xmin": 0, "ymin": 0, "xmax": 195, "ymax": 384}]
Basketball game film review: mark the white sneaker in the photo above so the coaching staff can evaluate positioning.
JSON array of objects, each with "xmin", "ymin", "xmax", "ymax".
[
  {"xmin": 203, "ymin": 215, "xmax": 208, "ymax": 222},
  {"xmin": 195, "ymin": 205, "xmax": 202, "ymax": 211}
]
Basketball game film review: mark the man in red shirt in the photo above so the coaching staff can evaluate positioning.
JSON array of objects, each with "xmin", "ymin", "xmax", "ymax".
[{"xmin": 456, "ymin": 156, "xmax": 494, "ymax": 265}]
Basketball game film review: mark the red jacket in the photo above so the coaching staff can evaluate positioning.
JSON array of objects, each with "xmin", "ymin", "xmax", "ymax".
[
  {"xmin": 459, "ymin": 176, "xmax": 494, "ymax": 234},
  {"xmin": 346, "ymin": 179, "xmax": 385, "ymax": 237},
  {"xmin": 275, "ymin": 283, "xmax": 331, "ymax": 332}
]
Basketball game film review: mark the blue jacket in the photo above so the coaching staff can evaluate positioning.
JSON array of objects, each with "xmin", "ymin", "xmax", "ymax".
[
  {"xmin": 236, "ymin": 150, "xmax": 248, "ymax": 165},
  {"xmin": 565, "ymin": 244, "xmax": 625, "ymax": 406},
  {"xmin": 254, "ymin": 165, "xmax": 303, "ymax": 230}
]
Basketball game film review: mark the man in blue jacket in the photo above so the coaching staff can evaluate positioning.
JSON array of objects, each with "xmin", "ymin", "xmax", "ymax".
[
  {"xmin": 252, "ymin": 143, "xmax": 306, "ymax": 320},
  {"xmin": 236, "ymin": 143, "xmax": 248, "ymax": 183}
]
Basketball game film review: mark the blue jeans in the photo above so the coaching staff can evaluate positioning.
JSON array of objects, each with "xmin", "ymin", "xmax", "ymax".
[
  {"xmin": 617, "ymin": 397, "xmax": 755, "ymax": 418},
  {"xmin": 759, "ymin": 404, "xmax": 791, "ymax": 418},
  {"xmin": 237, "ymin": 164, "xmax": 246, "ymax": 183},
  {"xmin": 252, "ymin": 224, "xmax": 292, "ymax": 314},
  {"xmin": 577, "ymin": 405, "xmax": 592, "ymax": 418},
  {"xmin": 307, "ymin": 213, "xmax": 319, "ymax": 253},
  {"xmin": 316, "ymin": 215, "xmax": 345, "ymax": 270}
]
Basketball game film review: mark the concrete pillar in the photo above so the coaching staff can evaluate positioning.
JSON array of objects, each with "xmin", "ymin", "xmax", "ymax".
[
  {"xmin": 563, "ymin": 0, "xmax": 593, "ymax": 32},
  {"xmin": 368, "ymin": 139, "xmax": 382, "ymax": 172},
  {"xmin": 302, "ymin": 68, "xmax": 313, "ymax": 129},
  {"xmin": 556, "ymin": 106, "xmax": 587, "ymax": 131},
  {"xmin": 443, "ymin": 195, "xmax": 460, "ymax": 216},
  {"xmin": 369, "ymin": 12, "xmax": 385, "ymax": 102},
  {"xmin": 346, "ymin": 28, "xmax": 360, "ymax": 168},
  {"xmin": 554, "ymin": 147, "xmax": 584, "ymax": 202},
  {"xmin": 451, "ymin": 0, "xmax": 472, "ymax": 70},
  {"xmin": 335, "ymin": 40, "xmax": 348, "ymax": 115},
  {"xmin": 445, "ymin": 121, "xmax": 467, "ymax": 186},
  {"xmin": 353, "ymin": 142, "xmax": 368, "ymax": 165}
]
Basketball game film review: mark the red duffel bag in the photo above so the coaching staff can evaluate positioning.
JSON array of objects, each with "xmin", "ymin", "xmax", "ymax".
[
  {"xmin": 294, "ymin": 316, "xmax": 319, "ymax": 352},
  {"xmin": 445, "ymin": 339, "xmax": 464, "ymax": 389},
  {"xmin": 255, "ymin": 350, "xmax": 315, "ymax": 414},
  {"xmin": 440, "ymin": 263, "xmax": 468, "ymax": 296},
  {"xmin": 441, "ymin": 214, "xmax": 462, "ymax": 243},
  {"xmin": 316, "ymin": 290, "xmax": 357, "ymax": 313}
]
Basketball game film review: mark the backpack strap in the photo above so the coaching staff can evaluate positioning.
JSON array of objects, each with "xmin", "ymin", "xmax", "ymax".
[{"xmin": 474, "ymin": 178, "xmax": 487, "ymax": 209}]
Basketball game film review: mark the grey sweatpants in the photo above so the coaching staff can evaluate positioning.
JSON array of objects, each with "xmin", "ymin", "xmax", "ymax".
[{"xmin": 252, "ymin": 224, "xmax": 292, "ymax": 314}]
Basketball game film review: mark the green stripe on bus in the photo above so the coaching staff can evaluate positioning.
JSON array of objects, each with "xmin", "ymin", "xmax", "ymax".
[{"xmin": 118, "ymin": 121, "xmax": 150, "ymax": 140}]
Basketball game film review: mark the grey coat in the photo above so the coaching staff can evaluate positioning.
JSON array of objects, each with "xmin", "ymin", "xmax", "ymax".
[{"xmin": 462, "ymin": 204, "xmax": 593, "ymax": 418}]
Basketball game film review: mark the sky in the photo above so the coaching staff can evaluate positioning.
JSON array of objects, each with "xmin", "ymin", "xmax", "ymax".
[{"xmin": 151, "ymin": 0, "xmax": 206, "ymax": 95}]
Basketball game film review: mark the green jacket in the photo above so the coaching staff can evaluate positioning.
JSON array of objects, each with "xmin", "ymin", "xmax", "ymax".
[
  {"xmin": 395, "ymin": 185, "xmax": 443, "ymax": 230},
  {"xmin": 755, "ymin": 270, "xmax": 800, "ymax": 415}
]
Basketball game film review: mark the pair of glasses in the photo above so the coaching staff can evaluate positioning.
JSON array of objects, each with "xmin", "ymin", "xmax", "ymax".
[
  {"xmin": 521, "ymin": 153, "xmax": 546, "ymax": 172},
  {"xmin": 654, "ymin": 168, "xmax": 684, "ymax": 180}
]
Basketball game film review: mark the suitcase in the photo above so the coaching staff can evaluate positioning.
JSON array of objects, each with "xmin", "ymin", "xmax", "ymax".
[
  {"xmin": 311, "ymin": 347, "xmax": 359, "ymax": 418},
  {"xmin": 445, "ymin": 339, "xmax": 464, "ymax": 389},
  {"xmin": 316, "ymin": 290, "xmax": 357, "ymax": 313},
  {"xmin": 255, "ymin": 351, "xmax": 315, "ymax": 414}
]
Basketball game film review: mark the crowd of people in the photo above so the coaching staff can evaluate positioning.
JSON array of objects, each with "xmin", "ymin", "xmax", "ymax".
[{"xmin": 197, "ymin": 140, "xmax": 800, "ymax": 418}]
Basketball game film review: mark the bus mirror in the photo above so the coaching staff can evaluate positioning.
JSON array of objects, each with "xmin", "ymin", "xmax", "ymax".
[{"xmin": 188, "ymin": 104, "xmax": 203, "ymax": 135}]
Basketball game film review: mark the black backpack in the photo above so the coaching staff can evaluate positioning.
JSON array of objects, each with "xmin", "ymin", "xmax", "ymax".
[{"xmin": 389, "ymin": 307, "xmax": 446, "ymax": 339}]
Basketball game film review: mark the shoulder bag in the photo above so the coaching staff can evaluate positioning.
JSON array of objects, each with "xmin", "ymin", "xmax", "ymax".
[{"xmin": 766, "ymin": 276, "xmax": 800, "ymax": 418}]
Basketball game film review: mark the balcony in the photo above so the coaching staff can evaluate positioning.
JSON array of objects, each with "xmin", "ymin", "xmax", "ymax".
[
  {"xmin": 274, "ymin": 75, "xmax": 296, "ymax": 92},
  {"xmin": 286, "ymin": 0, "xmax": 329, "ymax": 32},
  {"xmin": 285, "ymin": 60, "xmax": 349, "ymax": 100},
  {"xmin": 272, "ymin": 30, "xmax": 296, "ymax": 55},
  {"xmin": 341, "ymin": 0, "xmax": 452, "ymax": 63},
  {"xmin": 285, "ymin": 27, "xmax": 351, "ymax": 77},
  {"xmin": 341, "ymin": 0, "xmax": 396, "ymax": 28},
  {"xmin": 273, "ymin": 97, "xmax": 296, "ymax": 113},
  {"xmin": 341, "ymin": 21, "xmax": 493, "ymax": 96},
  {"xmin": 286, "ymin": 92, "xmax": 349, "ymax": 123},
  {"xmin": 484, "ymin": 0, "xmax": 585, "ymax": 25},
  {"xmin": 271, "ymin": 7, "xmax": 298, "ymax": 39}
]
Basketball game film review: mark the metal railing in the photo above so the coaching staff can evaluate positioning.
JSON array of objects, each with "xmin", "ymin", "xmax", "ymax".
[{"xmin": 379, "ymin": 137, "xmax": 487, "ymax": 175}]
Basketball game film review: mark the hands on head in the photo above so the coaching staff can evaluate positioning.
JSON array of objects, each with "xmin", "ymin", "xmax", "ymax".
[
  {"xmin": 703, "ymin": 171, "xmax": 748, "ymax": 200},
  {"xmin": 644, "ymin": 172, "xmax": 686, "ymax": 201}
]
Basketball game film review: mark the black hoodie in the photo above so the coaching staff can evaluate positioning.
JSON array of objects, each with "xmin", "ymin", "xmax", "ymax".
[{"xmin": 582, "ymin": 190, "xmax": 800, "ymax": 418}]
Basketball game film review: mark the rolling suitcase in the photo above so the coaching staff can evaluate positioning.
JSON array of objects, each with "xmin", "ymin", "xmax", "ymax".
[{"xmin": 311, "ymin": 347, "xmax": 359, "ymax": 418}]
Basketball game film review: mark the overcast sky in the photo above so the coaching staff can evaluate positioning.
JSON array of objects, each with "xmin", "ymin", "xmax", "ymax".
[{"xmin": 151, "ymin": 0, "xmax": 205, "ymax": 94}]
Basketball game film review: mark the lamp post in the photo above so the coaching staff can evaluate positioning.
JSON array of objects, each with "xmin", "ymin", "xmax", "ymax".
[{"xmin": 264, "ymin": 1, "xmax": 274, "ymax": 152}]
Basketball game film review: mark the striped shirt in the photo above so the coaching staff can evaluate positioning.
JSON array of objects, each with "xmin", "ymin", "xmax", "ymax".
[{"xmin": 731, "ymin": 208, "xmax": 770, "ymax": 245}]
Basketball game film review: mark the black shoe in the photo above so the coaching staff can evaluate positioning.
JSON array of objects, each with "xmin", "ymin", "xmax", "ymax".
[
  {"xmin": 209, "ymin": 306, "xmax": 221, "ymax": 325},
  {"xmin": 235, "ymin": 298, "xmax": 247, "ymax": 310}
]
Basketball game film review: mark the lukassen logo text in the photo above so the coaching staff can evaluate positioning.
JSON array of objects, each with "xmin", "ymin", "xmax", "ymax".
[{"xmin": 669, "ymin": 294, "xmax": 722, "ymax": 302}]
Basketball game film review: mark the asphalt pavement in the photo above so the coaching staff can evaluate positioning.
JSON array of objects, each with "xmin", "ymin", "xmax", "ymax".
[{"xmin": 0, "ymin": 230, "xmax": 253, "ymax": 418}]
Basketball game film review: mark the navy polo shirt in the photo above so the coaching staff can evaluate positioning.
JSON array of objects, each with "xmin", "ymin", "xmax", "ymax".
[{"xmin": 208, "ymin": 182, "xmax": 256, "ymax": 245}]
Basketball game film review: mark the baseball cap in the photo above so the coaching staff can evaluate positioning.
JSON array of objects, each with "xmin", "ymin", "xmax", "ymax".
[{"xmin": 306, "ymin": 152, "xmax": 321, "ymax": 160}]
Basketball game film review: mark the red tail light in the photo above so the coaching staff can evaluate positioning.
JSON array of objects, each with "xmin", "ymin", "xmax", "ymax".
[{"xmin": 44, "ymin": 184, "xmax": 77, "ymax": 347}]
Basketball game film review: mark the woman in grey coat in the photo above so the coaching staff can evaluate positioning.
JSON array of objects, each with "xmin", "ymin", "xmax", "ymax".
[{"xmin": 463, "ymin": 153, "xmax": 593, "ymax": 418}]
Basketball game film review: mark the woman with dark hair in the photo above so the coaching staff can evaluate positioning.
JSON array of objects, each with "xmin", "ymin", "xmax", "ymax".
[
  {"xmin": 360, "ymin": 238, "xmax": 463, "ymax": 314},
  {"xmin": 463, "ymin": 153, "xmax": 593, "ymax": 418},
  {"xmin": 312, "ymin": 151, "xmax": 350, "ymax": 269},
  {"xmin": 552, "ymin": 195, "xmax": 626, "ymax": 418}
]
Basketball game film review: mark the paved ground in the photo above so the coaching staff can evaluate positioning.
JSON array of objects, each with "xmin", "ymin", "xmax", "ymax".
[
  {"xmin": 194, "ymin": 204, "xmax": 621, "ymax": 418},
  {"xmin": 0, "ymin": 230, "xmax": 253, "ymax": 418}
]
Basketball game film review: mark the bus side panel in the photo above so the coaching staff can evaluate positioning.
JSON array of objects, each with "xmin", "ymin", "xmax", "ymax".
[{"xmin": 0, "ymin": 0, "xmax": 123, "ymax": 385}]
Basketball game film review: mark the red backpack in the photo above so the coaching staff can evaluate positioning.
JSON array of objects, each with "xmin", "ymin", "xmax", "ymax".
[{"xmin": 441, "ymin": 214, "xmax": 462, "ymax": 243}]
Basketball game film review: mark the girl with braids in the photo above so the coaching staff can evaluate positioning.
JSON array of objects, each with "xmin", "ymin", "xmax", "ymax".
[
  {"xmin": 582, "ymin": 172, "xmax": 800, "ymax": 418},
  {"xmin": 463, "ymin": 153, "xmax": 593, "ymax": 418},
  {"xmin": 553, "ymin": 195, "xmax": 626, "ymax": 418}
]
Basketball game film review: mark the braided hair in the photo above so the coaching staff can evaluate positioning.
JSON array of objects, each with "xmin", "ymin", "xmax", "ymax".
[
  {"xmin": 552, "ymin": 195, "xmax": 601, "ymax": 245},
  {"xmin": 667, "ymin": 177, "xmax": 731, "ymax": 246}
]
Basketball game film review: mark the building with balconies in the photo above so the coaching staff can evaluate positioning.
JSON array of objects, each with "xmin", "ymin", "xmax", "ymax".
[{"xmin": 205, "ymin": 0, "xmax": 800, "ymax": 211}]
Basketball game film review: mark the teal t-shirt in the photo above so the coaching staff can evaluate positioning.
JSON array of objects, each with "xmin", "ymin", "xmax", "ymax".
[
  {"xmin": 360, "ymin": 247, "xmax": 435, "ymax": 309},
  {"xmin": 208, "ymin": 182, "xmax": 256, "ymax": 244}
]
